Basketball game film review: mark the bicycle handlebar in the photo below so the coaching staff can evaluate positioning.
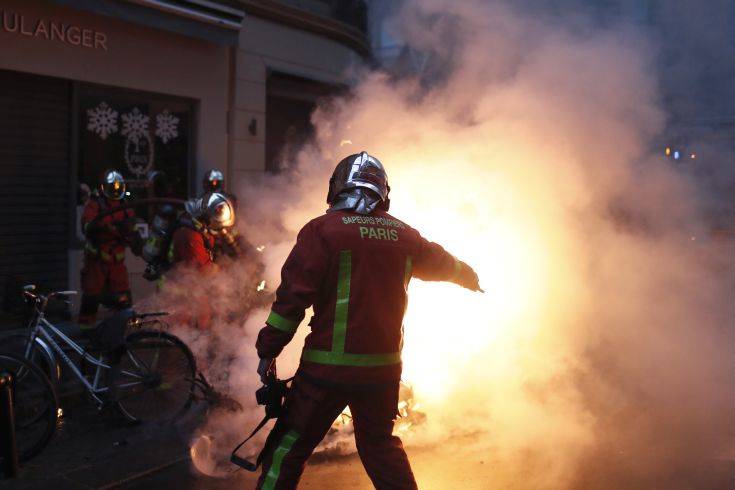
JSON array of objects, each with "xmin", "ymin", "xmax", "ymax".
[
  {"xmin": 21, "ymin": 284, "xmax": 169, "ymax": 320},
  {"xmin": 22, "ymin": 285, "xmax": 79, "ymax": 314}
]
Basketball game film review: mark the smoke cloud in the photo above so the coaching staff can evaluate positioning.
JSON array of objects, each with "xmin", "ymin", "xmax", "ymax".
[{"xmin": 164, "ymin": 0, "xmax": 735, "ymax": 487}]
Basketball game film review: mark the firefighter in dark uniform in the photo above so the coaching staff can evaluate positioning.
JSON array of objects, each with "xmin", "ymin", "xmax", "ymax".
[
  {"xmin": 79, "ymin": 170, "xmax": 139, "ymax": 327},
  {"xmin": 255, "ymin": 151, "xmax": 482, "ymax": 490}
]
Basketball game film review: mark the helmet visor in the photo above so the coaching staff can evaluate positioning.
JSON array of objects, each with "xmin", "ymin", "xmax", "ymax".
[{"xmin": 104, "ymin": 178, "xmax": 126, "ymax": 200}]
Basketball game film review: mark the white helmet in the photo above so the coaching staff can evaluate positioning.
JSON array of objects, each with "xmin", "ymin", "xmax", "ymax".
[{"xmin": 186, "ymin": 192, "xmax": 235, "ymax": 232}]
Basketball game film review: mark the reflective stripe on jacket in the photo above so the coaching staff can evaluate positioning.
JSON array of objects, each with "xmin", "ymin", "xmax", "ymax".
[{"xmin": 256, "ymin": 209, "xmax": 465, "ymax": 385}]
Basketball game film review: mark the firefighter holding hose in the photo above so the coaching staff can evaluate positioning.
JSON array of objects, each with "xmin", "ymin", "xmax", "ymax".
[
  {"xmin": 79, "ymin": 170, "xmax": 140, "ymax": 327},
  {"xmin": 254, "ymin": 151, "xmax": 482, "ymax": 489}
]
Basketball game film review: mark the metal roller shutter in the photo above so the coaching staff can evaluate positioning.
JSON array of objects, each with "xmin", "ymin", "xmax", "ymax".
[{"xmin": 0, "ymin": 69, "xmax": 71, "ymax": 309}]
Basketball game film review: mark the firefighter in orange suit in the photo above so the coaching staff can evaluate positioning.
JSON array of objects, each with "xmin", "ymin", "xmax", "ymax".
[
  {"xmin": 79, "ymin": 170, "xmax": 137, "ymax": 327},
  {"xmin": 255, "ymin": 152, "xmax": 482, "ymax": 489}
]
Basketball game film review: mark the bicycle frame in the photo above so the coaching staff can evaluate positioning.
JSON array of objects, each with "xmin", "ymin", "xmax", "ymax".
[{"xmin": 24, "ymin": 310, "xmax": 149, "ymax": 408}]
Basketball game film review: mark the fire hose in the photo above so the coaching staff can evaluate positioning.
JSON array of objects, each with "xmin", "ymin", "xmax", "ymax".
[{"xmin": 85, "ymin": 197, "xmax": 187, "ymax": 233}]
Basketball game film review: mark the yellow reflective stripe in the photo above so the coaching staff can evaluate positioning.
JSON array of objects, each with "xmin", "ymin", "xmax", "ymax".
[
  {"xmin": 332, "ymin": 250, "xmax": 352, "ymax": 353},
  {"xmin": 449, "ymin": 258, "xmax": 462, "ymax": 281},
  {"xmin": 302, "ymin": 349, "xmax": 401, "ymax": 367},
  {"xmin": 262, "ymin": 430, "xmax": 299, "ymax": 490},
  {"xmin": 301, "ymin": 250, "xmax": 404, "ymax": 368},
  {"xmin": 266, "ymin": 311, "xmax": 300, "ymax": 333},
  {"xmin": 98, "ymin": 251, "xmax": 125, "ymax": 262}
]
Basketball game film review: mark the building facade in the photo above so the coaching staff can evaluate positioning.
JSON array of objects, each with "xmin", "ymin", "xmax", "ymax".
[{"xmin": 0, "ymin": 0, "xmax": 369, "ymax": 316}]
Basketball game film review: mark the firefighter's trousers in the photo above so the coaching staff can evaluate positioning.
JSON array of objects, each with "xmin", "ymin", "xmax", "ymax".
[
  {"xmin": 79, "ymin": 256, "xmax": 132, "ymax": 326},
  {"xmin": 257, "ymin": 372, "xmax": 417, "ymax": 490}
]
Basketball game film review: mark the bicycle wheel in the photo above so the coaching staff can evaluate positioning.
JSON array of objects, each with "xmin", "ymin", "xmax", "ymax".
[
  {"xmin": 115, "ymin": 330, "xmax": 196, "ymax": 423},
  {"xmin": 1, "ymin": 334, "xmax": 61, "ymax": 386},
  {"xmin": 0, "ymin": 353, "xmax": 58, "ymax": 461}
]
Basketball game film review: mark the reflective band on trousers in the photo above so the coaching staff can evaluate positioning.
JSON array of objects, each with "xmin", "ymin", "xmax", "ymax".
[
  {"xmin": 261, "ymin": 430, "xmax": 299, "ymax": 490},
  {"xmin": 85, "ymin": 243, "xmax": 125, "ymax": 262},
  {"xmin": 301, "ymin": 249, "xmax": 401, "ymax": 367}
]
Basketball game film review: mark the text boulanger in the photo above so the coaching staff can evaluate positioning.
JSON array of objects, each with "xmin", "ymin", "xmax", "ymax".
[{"xmin": 1, "ymin": 10, "xmax": 108, "ymax": 51}]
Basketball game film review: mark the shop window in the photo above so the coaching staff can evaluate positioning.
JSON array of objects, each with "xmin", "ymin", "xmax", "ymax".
[
  {"xmin": 266, "ymin": 72, "xmax": 345, "ymax": 172},
  {"xmin": 78, "ymin": 85, "xmax": 194, "ymax": 202}
]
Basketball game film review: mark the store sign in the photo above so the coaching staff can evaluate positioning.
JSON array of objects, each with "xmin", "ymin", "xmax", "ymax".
[{"xmin": 1, "ymin": 10, "xmax": 107, "ymax": 51}]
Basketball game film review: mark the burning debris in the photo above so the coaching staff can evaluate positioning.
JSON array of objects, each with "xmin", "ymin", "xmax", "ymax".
[{"xmin": 319, "ymin": 381, "xmax": 426, "ymax": 456}]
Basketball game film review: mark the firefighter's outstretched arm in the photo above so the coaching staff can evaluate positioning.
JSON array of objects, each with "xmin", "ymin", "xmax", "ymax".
[
  {"xmin": 412, "ymin": 232, "xmax": 483, "ymax": 292},
  {"xmin": 256, "ymin": 222, "xmax": 328, "ymax": 375}
]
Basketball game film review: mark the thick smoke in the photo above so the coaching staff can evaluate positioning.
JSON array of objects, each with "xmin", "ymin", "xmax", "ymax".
[{"xmin": 177, "ymin": 0, "xmax": 735, "ymax": 487}]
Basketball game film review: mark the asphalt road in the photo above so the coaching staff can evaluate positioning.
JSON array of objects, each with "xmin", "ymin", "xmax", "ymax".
[
  {"xmin": 0, "ymin": 394, "xmax": 497, "ymax": 490},
  {"xmin": 3, "ymin": 396, "xmax": 735, "ymax": 489}
]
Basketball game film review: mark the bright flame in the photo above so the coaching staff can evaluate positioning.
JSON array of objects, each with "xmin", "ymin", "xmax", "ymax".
[{"xmin": 394, "ymin": 164, "xmax": 556, "ymax": 402}]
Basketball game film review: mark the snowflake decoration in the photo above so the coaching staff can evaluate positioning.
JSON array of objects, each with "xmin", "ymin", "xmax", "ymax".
[
  {"xmin": 86, "ymin": 102, "xmax": 118, "ymax": 140},
  {"xmin": 121, "ymin": 108, "xmax": 150, "ymax": 145},
  {"xmin": 155, "ymin": 110, "xmax": 180, "ymax": 144}
]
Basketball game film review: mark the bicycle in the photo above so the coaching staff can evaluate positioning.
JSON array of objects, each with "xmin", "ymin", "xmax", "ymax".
[
  {"xmin": 0, "ymin": 352, "xmax": 58, "ymax": 462},
  {"xmin": 2, "ymin": 285, "xmax": 197, "ymax": 459}
]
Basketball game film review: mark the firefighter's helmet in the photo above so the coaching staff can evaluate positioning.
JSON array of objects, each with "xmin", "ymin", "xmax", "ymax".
[
  {"xmin": 101, "ymin": 170, "xmax": 126, "ymax": 200},
  {"xmin": 327, "ymin": 151, "xmax": 390, "ymax": 207},
  {"xmin": 203, "ymin": 169, "xmax": 225, "ymax": 193},
  {"xmin": 186, "ymin": 192, "xmax": 235, "ymax": 233}
]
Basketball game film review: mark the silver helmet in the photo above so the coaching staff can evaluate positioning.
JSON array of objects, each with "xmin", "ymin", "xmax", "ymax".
[
  {"xmin": 203, "ymin": 169, "xmax": 225, "ymax": 193},
  {"xmin": 327, "ymin": 152, "xmax": 390, "ymax": 214},
  {"xmin": 102, "ymin": 170, "xmax": 126, "ymax": 200},
  {"xmin": 187, "ymin": 192, "xmax": 235, "ymax": 232},
  {"xmin": 327, "ymin": 151, "xmax": 389, "ymax": 204}
]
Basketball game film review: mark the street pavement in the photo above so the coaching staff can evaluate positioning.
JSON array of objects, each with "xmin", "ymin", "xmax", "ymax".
[
  {"xmin": 4, "ymin": 394, "xmax": 735, "ymax": 489},
  {"xmin": 0, "ymin": 393, "xmax": 497, "ymax": 490}
]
